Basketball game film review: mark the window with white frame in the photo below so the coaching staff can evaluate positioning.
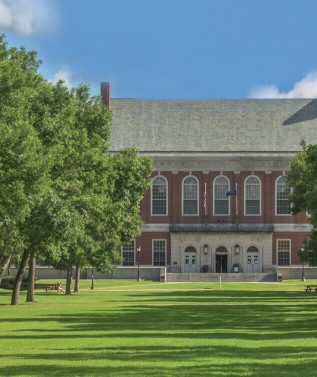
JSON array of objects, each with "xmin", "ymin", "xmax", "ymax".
[
  {"xmin": 153, "ymin": 240, "xmax": 166, "ymax": 266},
  {"xmin": 245, "ymin": 176, "xmax": 261, "ymax": 215},
  {"xmin": 276, "ymin": 176, "xmax": 291, "ymax": 215},
  {"xmin": 121, "ymin": 241, "xmax": 135, "ymax": 266},
  {"xmin": 183, "ymin": 176, "xmax": 199, "ymax": 215},
  {"xmin": 277, "ymin": 239, "xmax": 291, "ymax": 266},
  {"xmin": 214, "ymin": 176, "xmax": 230, "ymax": 215},
  {"xmin": 152, "ymin": 176, "xmax": 167, "ymax": 215}
]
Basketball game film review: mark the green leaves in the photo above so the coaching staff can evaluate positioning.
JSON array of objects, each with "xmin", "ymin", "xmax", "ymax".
[
  {"xmin": 0, "ymin": 35, "xmax": 152, "ymax": 284},
  {"xmin": 289, "ymin": 141, "xmax": 317, "ymax": 265}
]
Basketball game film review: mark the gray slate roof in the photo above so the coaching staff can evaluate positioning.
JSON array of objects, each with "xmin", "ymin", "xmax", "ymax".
[{"xmin": 110, "ymin": 99, "xmax": 317, "ymax": 153}]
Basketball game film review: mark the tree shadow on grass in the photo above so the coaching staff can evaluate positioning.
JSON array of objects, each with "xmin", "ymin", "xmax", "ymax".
[
  {"xmin": 1, "ymin": 345, "xmax": 317, "ymax": 377},
  {"xmin": 126, "ymin": 289, "xmax": 317, "ymax": 302},
  {"xmin": 3, "ymin": 291, "xmax": 317, "ymax": 342},
  {"xmin": 2, "ymin": 344, "xmax": 317, "ymax": 362},
  {"xmin": 1, "ymin": 290, "xmax": 317, "ymax": 376}
]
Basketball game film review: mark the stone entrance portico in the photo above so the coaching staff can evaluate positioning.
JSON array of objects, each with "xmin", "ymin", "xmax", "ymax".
[{"xmin": 169, "ymin": 231, "xmax": 273, "ymax": 274}]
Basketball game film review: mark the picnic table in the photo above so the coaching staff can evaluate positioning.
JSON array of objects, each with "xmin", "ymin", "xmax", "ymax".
[{"xmin": 304, "ymin": 285, "xmax": 317, "ymax": 292}]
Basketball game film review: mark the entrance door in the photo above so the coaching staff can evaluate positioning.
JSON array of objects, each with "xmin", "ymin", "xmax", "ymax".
[
  {"xmin": 184, "ymin": 246, "xmax": 197, "ymax": 273},
  {"xmin": 246, "ymin": 246, "xmax": 260, "ymax": 273},
  {"xmin": 216, "ymin": 246, "xmax": 228, "ymax": 273}
]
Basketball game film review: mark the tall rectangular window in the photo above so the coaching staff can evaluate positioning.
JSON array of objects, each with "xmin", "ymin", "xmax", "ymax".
[
  {"xmin": 153, "ymin": 240, "xmax": 166, "ymax": 266},
  {"xmin": 277, "ymin": 240, "xmax": 291, "ymax": 266},
  {"xmin": 122, "ymin": 241, "xmax": 135, "ymax": 266}
]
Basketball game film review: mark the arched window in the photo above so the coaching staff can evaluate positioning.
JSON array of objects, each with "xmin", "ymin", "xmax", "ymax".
[
  {"xmin": 247, "ymin": 246, "xmax": 259, "ymax": 253},
  {"xmin": 182, "ymin": 176, "xmax": 199, "ymax": 215},
  {"xmin": 213, "ymin": 176, "xmax": 230, "ymax": 215},
  {"xmin": 216, "ymin": 246, "xmax": 228, "ymax": 254},
  {"xmin": 152, "ymin": 176, "xmax": 167, "ymax": 215},
  {"xmin": 276, "ymin": 176, "xmax": 291, "ymax": 215},
  {"xmin": 244, "ymin": 176, "xmax": 261, "ymax": 215},
  {"xmin": 185, "ymin": 246, "xmax": 197, "ymax": 253}
]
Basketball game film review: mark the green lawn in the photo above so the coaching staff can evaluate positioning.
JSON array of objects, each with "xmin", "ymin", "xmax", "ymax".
[{"xmin": 1, "ymin": 279, "xmax": 317, "ymax": 376}]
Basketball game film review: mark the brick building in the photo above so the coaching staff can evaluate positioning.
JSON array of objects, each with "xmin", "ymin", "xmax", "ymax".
[{"xmin": 103, "ymin": 83, "xmax": 317, "ymax": 279}]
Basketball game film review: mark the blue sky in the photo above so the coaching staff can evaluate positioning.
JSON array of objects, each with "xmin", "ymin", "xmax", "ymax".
[{"xmin": 1, "ymin": 0, "xmax": 317, "ymax": 99}]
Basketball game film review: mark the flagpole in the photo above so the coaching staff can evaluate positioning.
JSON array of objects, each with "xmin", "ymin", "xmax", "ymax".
[
  {"xmin": 204, "ymin": 182, "xmax": 207, "ymax": 216},
  {"xmin": 235, "ymin": 181, "xmax": 238, "ymax": 224}
]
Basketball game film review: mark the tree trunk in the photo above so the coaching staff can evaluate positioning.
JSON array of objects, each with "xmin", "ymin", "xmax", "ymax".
[
  {"xmin": 90, "ymin": 268, "xmax": 94, "ymax": 290},
  {"xmin": 26, "ymin": 252, "xmax": 36, "ymax": 302},
  {"xmin": 74, "ymin": 265, "xmax": 80, "ymax": 293},
  {"xmin": 65, "ymin": 266, "xmax": 72, "ymax": 295},
  {"xmin": 0, "ymin": 254, "xmax": 11, "ymax": 286},
  {"xmin": 11, "ymin": 250, "xmax": 29, "ymax": 305}
]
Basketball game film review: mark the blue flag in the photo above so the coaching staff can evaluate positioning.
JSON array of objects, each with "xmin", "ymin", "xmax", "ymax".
[{"xmin": 226, "ymin": 188, "xmax": 237, "ymax": 197}]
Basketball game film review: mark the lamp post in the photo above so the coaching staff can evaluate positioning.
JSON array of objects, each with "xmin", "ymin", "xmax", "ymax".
[
  {"xmin": 137, "ymin": 246, "xmax": 141, "ymax": 281},
  {"xmin": 301, "ymin": 248, "xmax": 305, "ymax": 281}
]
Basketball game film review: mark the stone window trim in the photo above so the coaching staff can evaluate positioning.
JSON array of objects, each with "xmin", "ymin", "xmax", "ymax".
[
  {"xmin": 213, "ymin": 175, "xmax": 230, "ymax": 216},
  {"xmin": 276, "ymin": 239, "xmax": 291, "ymax": 266},
  {"xmin": 244, "ymin": 175, "xmax": 261, "ymax": 216},
  {"xmin": 151, "ymin": 175, "xmax": 168, "ymax": 216},
  {"xmin": 152, "ymin": 239, "xmax": 167, "ymax": 266},
  {"xmin": 275, "ymin": 175, "xmax": 292, "ymax": 216},
  {"xmin": 121, "ymin": 240, "xmax": 135, "ymax": 266},
  {"xmin": 182, "ymin": 175, "xmax": 199, "ymax": 216}
]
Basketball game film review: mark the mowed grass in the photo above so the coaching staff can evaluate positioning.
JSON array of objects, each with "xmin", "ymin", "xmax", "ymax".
[{"xmin": 1, "ymin": 280, "xmax": 317, "ymax": 376}]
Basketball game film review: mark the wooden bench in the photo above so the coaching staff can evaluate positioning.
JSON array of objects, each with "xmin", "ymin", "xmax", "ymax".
[
  {"xmin": 44, "ymin": 282, "xmax": 65, "ymax": 293},
  {"xmin": 304, "ymin": 285, "xmax": 317, "ymax": 292}
]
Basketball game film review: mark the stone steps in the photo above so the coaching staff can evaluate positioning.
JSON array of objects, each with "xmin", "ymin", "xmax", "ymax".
[{"xmin": 165, "ymin": 272, "xmax": 277, "ymax": 282}]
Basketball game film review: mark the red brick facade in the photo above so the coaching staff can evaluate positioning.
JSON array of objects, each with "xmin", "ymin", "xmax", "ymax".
[
  {"xmin": 133, "ymin": 170, "xmax": 310, "ymax": 270},
  {"xmin": 142, "ymin": 171, "xmax": 308, "ymax": 224}
]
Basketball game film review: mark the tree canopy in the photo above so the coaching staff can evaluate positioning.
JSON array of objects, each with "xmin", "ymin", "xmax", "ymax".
[
  {"xmin": 288, "ymin": 140, "xmax": 317, "ymax": 265},
  {"xmin": 0, "ymin": 35, "xmax": 152, "ymax": 303}
]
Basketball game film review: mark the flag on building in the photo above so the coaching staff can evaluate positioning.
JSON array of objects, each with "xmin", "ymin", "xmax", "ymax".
[{"xmin": 226, "ymin": 187, "xmax": 237, "ymax": 197}]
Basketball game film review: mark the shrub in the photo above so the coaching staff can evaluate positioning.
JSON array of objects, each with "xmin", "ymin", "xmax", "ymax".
[{"xmin": 1, "ymin": 276, "xmax": 28, "ymax": 290}]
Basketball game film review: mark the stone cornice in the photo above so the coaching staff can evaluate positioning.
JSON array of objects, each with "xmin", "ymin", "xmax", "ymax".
[
  {"xmin": 150, "ymin": 155, "xmax": 293, "ymax": 172},
  {"xmin": 141, "ymin": 223, "xmax": 312, "ymax": 233}
]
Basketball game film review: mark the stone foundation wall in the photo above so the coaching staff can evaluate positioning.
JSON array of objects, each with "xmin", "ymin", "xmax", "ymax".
[
  {"xmin": 276, "ymin": 267, "xmax": 317, "ymax": 279},
  {"xmin": 166, "ymin": 272, "xmax": 276, "ymax": 282},
  {"xmin": 5, "ymin": 266, "xmax": 163, "ymax": 281}
]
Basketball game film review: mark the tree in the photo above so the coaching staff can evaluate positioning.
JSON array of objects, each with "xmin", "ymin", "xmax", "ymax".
[
  {"xmin": 42, "ymin": 87, "xmax": 152, "ymax": 294},
  {"xmin": 83, "ymin": 149, "xmax": 152, "ymax": 285},
  {"xmin": 0, "ymin": 35, "xmax": 152, "ymax": 302},
  {"xmin": 0, "ymin": 36, "xmax": 49, "ymax": 304},
  {"xmin": 288, "ymin": 140, "xmax": 317, "ymax": 265}
]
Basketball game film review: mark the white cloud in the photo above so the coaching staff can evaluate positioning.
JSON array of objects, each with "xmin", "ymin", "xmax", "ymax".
[
  {"xmin": 51, "ymin": 68, "xmax": 73, "ymax": 89},
  {"xmin": 249, "ymin": 72, "xmax": 317, "ymax": 99},
  {"xmin": 0, "ymin": 0, "xmax": 56, "ymax": 36}
]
